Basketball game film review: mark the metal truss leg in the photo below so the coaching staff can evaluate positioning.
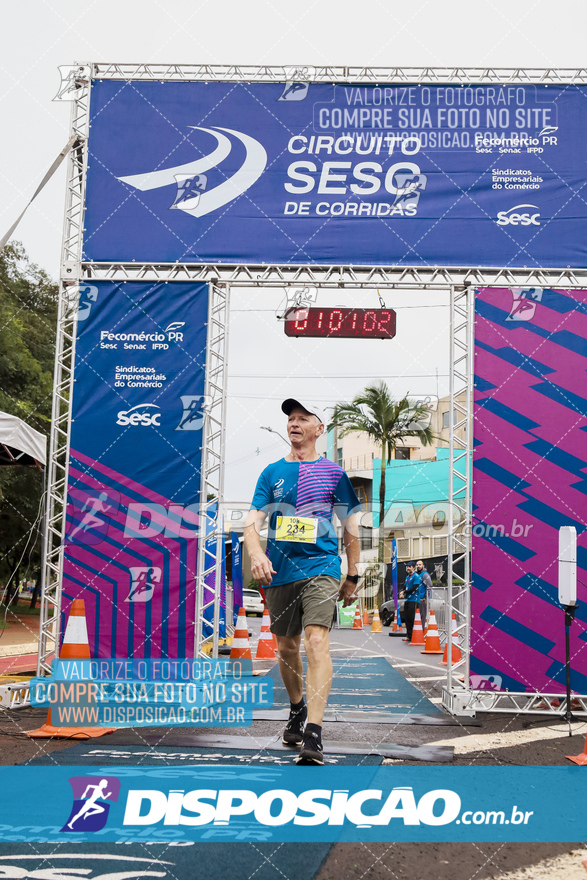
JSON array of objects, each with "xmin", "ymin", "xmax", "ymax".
[{"xmin": 195, "ymin": 282, "xmax": 231, "ymax": 658}]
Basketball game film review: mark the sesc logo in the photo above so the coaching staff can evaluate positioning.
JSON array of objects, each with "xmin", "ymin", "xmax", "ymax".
[
  {"xmin": 116, "ymin": 404, "xmax": 161, "ymax": 427},
  {"xmin": 496, "ymin": 204, "xmax": 540, "ymax": 227}
]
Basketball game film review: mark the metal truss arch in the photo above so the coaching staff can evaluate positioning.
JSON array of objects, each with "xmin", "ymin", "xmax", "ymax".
[
  {"xmin": 82, "ymin": 263, "xmax": 587, "ymax": 290},
  {"xmin": 91, "ymin": 64, "xmax": 587, "ymax": 85},
  {"xmin": 42, "ymin": 64, "xmax": 587, "ymax": 718}
]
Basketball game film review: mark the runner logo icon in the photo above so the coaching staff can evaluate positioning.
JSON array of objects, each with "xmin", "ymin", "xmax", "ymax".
[
  {"xmin": 388, "ymin": 165, "xmax": 427, "ymax": 209},
  {"xmin": 278, "ymin": 82, "xmax": 310, "ymax": 102},
  {"xmin": 126, "ymin": 566, "xmax": 162, "ymax": 603},
  {"xmin": 171, "ymin": 173, "xmax": 207, "ymax": 210},
  {"xmin": 61, "ymin": 775, "xmax": 121, "ymax": 833},
  {"xmin": 505, "ymin": 287, "xmax": 543, "ymax": 322},
  {"xmin": 176, "ymin": 394, "xmax": 208, "ymax": 431}
]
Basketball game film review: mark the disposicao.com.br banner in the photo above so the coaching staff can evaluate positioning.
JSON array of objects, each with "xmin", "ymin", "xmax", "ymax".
[{"xmin": 0, "ymin": 767, "xmax": 585, "ymax": 842}]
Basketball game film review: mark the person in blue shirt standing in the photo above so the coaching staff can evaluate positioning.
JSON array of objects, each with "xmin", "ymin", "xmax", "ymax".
[
  {"xmin": 399, "ymin": 562, "xmax": 422, "ymax": 642},
  {"xmin": 244, "ymin": 398, "xmax": 361, "ymax": 765},
  {"xmin": 416, "ymin": 559, "xmax": 432, "ymax": 629}
]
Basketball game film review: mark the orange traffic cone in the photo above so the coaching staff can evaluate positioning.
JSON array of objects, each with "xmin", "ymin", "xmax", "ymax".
[
  {"xmin": 230, "ymin": 607, "xmax": 253, "ymax": 660},
  {"xmin": 392, "ymin": 606, "xmax": 403, "ymax": 632},
  {"xmin": 256, "ymin": 609, "xmax": 276, "ymax": 660},
  {"xmin": 27, "ymin": 599, "xmax": 115, "ymax": 739},
  {"xmin": 410, "ymin": 609, "xmax": 425, "ymax": 646},
  {"xmin": 440, "ymin": 614, "xmax": 463, "ymax": 666},
  {"xmin": 567, "ymin": 733, "xmax": 587, "ymax": 765},
  {"xmin": 352, "ymin": 604, "xmax": 363, "ymax": 629},
  {"xmin": 371, "ymin": 607, "xmax": 382, "ymax": 633},
  {"xmin": 421, "ymin": 610, "xmax": 443, "ymax": 654},
  {"xmin": 362, "ymin": 608, "xmax": 369, "ymax": 626}
]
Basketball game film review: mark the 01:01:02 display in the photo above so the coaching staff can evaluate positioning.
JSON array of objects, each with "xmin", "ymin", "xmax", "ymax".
[{"xmin": 284, "ymin": 307, "xmax": 397, "ymax": 339}]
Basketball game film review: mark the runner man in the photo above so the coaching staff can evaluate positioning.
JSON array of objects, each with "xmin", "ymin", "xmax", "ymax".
[{"xmin": 244, "ymin": 398, "xmax": 361, "ymax": 765}]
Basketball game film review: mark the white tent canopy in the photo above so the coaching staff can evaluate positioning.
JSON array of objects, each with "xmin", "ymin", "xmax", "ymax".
[{"xmin": 0, "ymin": 411, "xmax": 47, "ymax": 467}]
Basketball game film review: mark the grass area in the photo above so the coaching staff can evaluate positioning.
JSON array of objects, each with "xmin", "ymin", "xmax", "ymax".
[
  {"xmin": 0, "ymin": 601, "xmax": 42, "ymax": 622},
  {"xmin": 8, "ymin": 603, "xmax": 41, "ymax": 616}
]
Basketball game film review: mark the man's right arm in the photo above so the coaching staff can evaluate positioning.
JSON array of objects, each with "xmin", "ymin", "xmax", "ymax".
[{"xmin": 243, "ymin": 509, "xmax": 276, "ymax": 587}]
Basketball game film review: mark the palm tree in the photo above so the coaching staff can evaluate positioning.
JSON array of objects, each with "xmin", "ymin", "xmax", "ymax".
[{"xmin": 328, "ymin": 382, "xmax": 436, "ymax": 567}]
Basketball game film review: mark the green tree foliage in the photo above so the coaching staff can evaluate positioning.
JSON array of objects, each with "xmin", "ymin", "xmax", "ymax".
[
  {"xmin": 329, "ymin": 382, "xmax": 436, "ymax": 567},
  {"xmin": 0, "ymin": 243, "xmax": 58, "ymax": 598}
]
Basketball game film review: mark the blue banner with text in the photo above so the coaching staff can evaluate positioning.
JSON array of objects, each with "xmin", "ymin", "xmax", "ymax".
[
  {"xmin": 1, "ymin": 767, "xmax": 586, "ymax": 842},
  {"xmin": 83, "ymin": 81, "xmax": 587, "ymax": 268}
]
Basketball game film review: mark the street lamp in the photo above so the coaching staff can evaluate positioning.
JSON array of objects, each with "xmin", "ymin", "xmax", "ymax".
[{"xmin": 260, "ymin": 425, "xmax": 289, "ymax": 444}]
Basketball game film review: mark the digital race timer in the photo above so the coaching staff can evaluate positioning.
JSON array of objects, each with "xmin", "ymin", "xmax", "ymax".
[{"xmin": 284, "ymin": 307, "xmax": 397, "ymax": 339}]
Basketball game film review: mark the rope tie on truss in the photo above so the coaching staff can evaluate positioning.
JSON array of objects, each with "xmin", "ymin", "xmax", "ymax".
[{"xmin": 0, "ymin": 135, "xmax": 78, "ymax": 251}]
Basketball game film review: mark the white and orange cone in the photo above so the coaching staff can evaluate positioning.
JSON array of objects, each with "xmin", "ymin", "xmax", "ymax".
[
  {"xmin": 567, "ymin": 734, "xmax": 587, "ymax": 765},
  {"xmin": 410, "ymin": 609, "xmax": 425, "ymax": 646},
  {"xmin": 440, "ymin": 613, "xmax": 463, "ymax": 666},
  {"xmin": 27, "ymin": 599, "xmax": 115, "ymax": 739},
  {"xmin": 230, "ymin": 606, "xmax": 253, "ymax": 660},
  {"xmin": 421, "ymin": 610, "xmax": 443, "ymax": 654},
  {"xmin": 256, "ymin": 608, "xmax": 277, "ymax": 660},
  {"xmin": 352, "ymin": 603, "xmax": 363, "ymax": 629},
  {"xmin": 371, "ymin": 606, "xmax": 382, "ymax": 633}
]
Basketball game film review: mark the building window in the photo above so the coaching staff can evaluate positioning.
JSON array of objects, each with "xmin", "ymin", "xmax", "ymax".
[
  {"xmin": 353, "ymin": 483, "xmax": 368, "ymax": 505},
  {"xmin": 337, "ymin": 447, "xmax": 343, "ymax": 467},
  {"xmin": 359, "ymin": 525, "xmax": 373, "ymax": 550},
  {"xmin": 395, "ymin": 447, "xmax": 410, "ymax": 460},
  {"xmin": 443, "ymin": 410, "xmax": 458, "ymax": 429}
]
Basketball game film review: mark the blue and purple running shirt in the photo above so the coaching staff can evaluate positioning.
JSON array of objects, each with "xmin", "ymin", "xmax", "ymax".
[{"xmin": 250, "ymin": 457, "xmax": 361, "ymax": 587}]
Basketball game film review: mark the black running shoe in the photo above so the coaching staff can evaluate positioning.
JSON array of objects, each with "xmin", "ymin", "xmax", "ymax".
[
  {"xmin": 282, "ymin": 706, "xmax": 307, "ymax": 746},
  {"xmin": 296, "ymin": 729, "xmax": 324, "ymax": 765}
]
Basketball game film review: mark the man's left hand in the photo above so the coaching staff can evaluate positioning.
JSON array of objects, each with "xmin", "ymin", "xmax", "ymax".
[{"xmin": 339, "ymin": 578, "xmax": 360, "ymax": 607}]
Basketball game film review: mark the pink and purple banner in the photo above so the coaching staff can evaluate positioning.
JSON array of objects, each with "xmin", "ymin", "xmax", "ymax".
[{"xmin": 472, "ymin": 287, "xmax": 587, "ymax": 694}]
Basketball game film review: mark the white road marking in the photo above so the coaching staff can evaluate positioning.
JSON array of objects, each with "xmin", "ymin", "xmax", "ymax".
[
  {"xmin": 433, "ymin": 723, "xmax": 584, "ymax": 753},
  {"xmin": 406, "ymin": 675, "xmax": 445, "ymax": 682}
]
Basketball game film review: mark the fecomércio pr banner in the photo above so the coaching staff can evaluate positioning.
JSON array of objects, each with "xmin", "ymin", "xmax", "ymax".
[
  {"xmin": 83, "ymin": 81, "xmax": 587, "ymax": 268},
  {"xmin": 63, "ymin": 280, "xmax": 208, "ymax": 658}
]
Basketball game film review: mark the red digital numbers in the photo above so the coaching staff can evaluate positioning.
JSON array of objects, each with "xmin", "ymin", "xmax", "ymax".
[
  {"xmin": 284, "ymin": 308, "xmax": 396, "ymax": 339},
  {"xmin": 293, "ymin": 308, "xmax": 309, "ymax": 331}
]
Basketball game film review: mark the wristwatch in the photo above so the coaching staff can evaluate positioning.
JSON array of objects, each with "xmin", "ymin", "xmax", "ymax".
[{"xmin": 346, "ymin": 574, "xmax": 359, "ymax": 583}]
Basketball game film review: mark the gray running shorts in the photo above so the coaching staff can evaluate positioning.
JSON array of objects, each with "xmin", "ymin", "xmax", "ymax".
[{"xmin": 264, "ymin": 575, "xmax": 339, "ymax": 637}]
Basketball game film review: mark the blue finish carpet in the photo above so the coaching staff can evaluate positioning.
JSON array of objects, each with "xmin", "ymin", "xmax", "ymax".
[{"xmin": 267, "ymin": 655, "xmax": 442, "ymax": 714}]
